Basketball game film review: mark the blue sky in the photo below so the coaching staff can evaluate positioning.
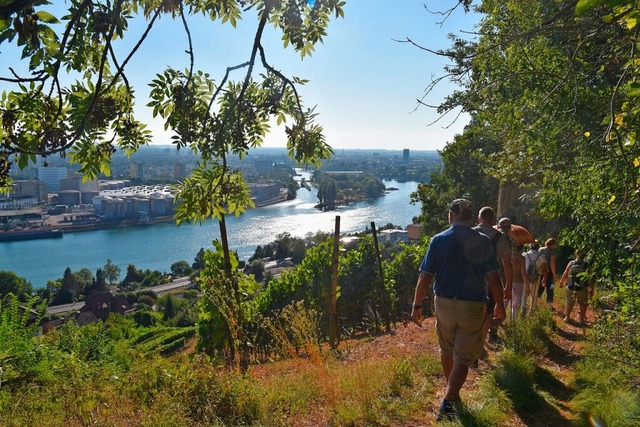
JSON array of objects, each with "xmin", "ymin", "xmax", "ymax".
[{"xmin": 3, "ymin": 1, "xmax": 481, "ymax": 151}]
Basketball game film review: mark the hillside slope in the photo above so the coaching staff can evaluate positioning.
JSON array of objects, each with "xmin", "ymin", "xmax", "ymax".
[{"xmin": 248, "ymin": 303, "xmax": 587, "ymax": 426}]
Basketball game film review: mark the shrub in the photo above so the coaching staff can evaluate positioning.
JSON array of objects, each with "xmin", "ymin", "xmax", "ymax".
[{"xmin": 132, "ymin": 310, "xmax": 157, "ymax": 327}]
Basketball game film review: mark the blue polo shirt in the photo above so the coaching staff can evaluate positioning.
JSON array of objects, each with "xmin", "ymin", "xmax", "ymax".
[{"xmin": 419, "ymin": 223, "xmax": 499, "ymax": 302}]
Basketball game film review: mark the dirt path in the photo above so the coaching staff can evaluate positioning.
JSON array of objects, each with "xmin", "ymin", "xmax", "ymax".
[
  {"xmin": 248, "ymin": 301, "xmax": 589, "ymax": 426},
  {"xmin": 338, "ymin": 302, "xmax": 588, "ymax": 426}
]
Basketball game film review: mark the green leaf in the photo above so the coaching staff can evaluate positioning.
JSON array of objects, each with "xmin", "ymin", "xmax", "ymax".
[
  {"xmin": 575, "ymin": 0, "xmax": 605, "ymax": 15},
  {"xmin": 0, "ymin": 17, "xmax": 10, "ymax": 31},
  {"xmin": 35, "ymin": 11, "xmax": 59, "ymax": 24}
]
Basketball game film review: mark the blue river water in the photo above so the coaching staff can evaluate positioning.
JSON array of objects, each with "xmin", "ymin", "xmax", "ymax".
[{"xmin": 0, "ymin": 172, "xmax": 421, "ymax": 287}]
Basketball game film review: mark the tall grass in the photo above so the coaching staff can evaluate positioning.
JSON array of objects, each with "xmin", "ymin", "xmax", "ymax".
[
  {"xmin": 502, "ymin": 308, "xmax": 554, "ymax": 355},
  {"xmin": 261, "ymin": 301, "xmax": 324, "ymax": 362},
  {"xmin": 571, "ymin": 346, "xmax": 640, "ymax": 426},
  {"xmin": 257, "ymin": 352, "xmax": 441, "ymax": 426}
]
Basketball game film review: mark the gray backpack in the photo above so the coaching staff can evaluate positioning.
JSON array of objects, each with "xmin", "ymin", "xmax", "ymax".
[
  {"xmin": 526, "ymin": 253, "xmax": 540, "ymax": 283},
  {"xmin": 568, "ymin": 260, "xmax": 586, "ymax": 289}
]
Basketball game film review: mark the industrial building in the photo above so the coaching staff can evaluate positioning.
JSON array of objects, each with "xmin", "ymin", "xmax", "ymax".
[
  {"xmin": 11, "ymin": 180, "xmax": 48, "ymax": 203},
  {"xmin": 92, "ymin": 184, "xmax": 177, "ymax": 219},
  {"xmin": 37, "ymin": 166, "xmax": 68, "ymax": 193}
]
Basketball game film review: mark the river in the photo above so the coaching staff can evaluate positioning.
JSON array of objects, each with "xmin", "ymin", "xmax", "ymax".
[{"xmin": 0, "ymin": 171, "xmax": 421, "ymax": 287}]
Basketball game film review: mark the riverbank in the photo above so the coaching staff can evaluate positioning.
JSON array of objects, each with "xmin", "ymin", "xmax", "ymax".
[{"xmin": 1, "ymin": 179, "xmax": 420, "ymax": 287}]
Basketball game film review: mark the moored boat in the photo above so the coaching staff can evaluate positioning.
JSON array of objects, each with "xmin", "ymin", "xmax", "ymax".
[{"xmin": 0, "ymin": 227, "xmax": 64, "ymax": 242}]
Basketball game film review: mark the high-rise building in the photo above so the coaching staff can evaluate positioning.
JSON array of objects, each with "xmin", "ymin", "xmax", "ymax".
[
  {"xmin": 60, "ymin": 176, "xmax": 99, "ymax": 192},
  {"xmin": 37, "ymin": 166, "xmax": 68, "ymax": 193},
  {"xmin": 403, "ymin": 149, "xmax": 410, "ymax": 162},
  {"xmin": 174, "ymin": 162, "xmax": 186, "ymax": 180},
  {"xmin": 130, "ymin": 162, "xmax": 144, "ymax": 179}
]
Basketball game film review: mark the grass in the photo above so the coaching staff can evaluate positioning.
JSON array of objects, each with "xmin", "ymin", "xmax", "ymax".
[
  {"xmin": 571, "ymin": 350, "xmax": 640, "ymax": 426},
  {"xmin": 258, "ymin": 353, "xmax": 441, "ymax": 426},
  {"xmin": 6, "ymin": 298, "xmax": 639, "ymax": 426}
]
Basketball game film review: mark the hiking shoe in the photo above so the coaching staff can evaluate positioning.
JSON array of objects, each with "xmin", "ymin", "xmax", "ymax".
[{"xmin": 436, "ymin": 399, "xmax": 457, "ymax": 422}]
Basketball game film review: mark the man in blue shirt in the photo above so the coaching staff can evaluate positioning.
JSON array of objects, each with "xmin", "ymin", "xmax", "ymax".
[{"xmin": 412, "ymin": 198, "xmax": 505, "ymax": 421}]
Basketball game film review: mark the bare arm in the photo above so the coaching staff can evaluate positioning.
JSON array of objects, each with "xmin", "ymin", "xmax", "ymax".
[
  {"xmin": 520, "ymin": 256, "xmax": 529, "ymax": 287},
  {"xmin": 412, "ymin": 271, "xmax": 434, "ymax": 326},
  {"xmin": 487, "ymin": 270, "xmax": 505, "ymax": 322},
  {"xmin": 501, "ymin": 252, "xmax": 513, "ymax": 299},
  {"xmin": 550, "ymin": 254, "xmax": 558, "ymax": 278},
  {"xmin": 559, "ymin": 261, "xmax": 571, "ymax": 286},
  {"xmin": 540, "ymin": 262, "xmax": 549, "ymax": 285}
]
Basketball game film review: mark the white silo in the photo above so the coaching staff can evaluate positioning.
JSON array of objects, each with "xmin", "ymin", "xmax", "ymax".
[{"xmin": 150, "ymin": 193, "xmax": 166, "ymax": 215}]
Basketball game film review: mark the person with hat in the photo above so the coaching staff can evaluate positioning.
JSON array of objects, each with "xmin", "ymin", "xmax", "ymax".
[{"xmin": 411, "ymin": 199, "xmax": 506, "ymax": 421}]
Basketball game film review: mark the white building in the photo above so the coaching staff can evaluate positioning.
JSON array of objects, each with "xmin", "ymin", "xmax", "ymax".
[
  {"xmin": 378, "ymin": 229, "xmax": 409, "ymax": 244},
  {"xmin": 0, "ymin": 195, "xmax": 38, "ymax": 210}
]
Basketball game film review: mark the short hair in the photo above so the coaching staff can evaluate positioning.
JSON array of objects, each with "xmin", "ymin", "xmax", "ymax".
[
  {"xmin": 449, "ymin": 198, "xmax": 474, "ymax": 221},
  {"xmin": 478, "ymin": 206, "xmax": 496, "ymax": 222},
  {"xmin": 545, "ymin": 238, "xmax": 557, "ymax": 246},
  {"xmin": 498, "ymin": 217, "xmax": 512, "ymax": 227}
]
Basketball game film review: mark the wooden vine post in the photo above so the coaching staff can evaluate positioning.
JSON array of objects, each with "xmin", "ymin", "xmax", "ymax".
[
  {"xmin": 330, "ymin": 215, "xmax": 340, "ymax": 349},
  {"xmin": 371, "ymin": 221, "xmax": 392, "ymax": 333}
]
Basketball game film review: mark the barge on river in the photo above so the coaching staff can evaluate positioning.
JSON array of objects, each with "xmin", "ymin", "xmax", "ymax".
[{"xmin": 0, "ymin": 227, "xmax": 64, "ymax": 242}]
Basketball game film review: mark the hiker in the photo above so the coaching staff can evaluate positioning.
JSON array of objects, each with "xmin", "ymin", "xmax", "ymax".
[
  {"xmin": 559, "ymin": 250, "xmax": 593, "ymax": 326},
  {"xmin": 510, "ymin": 243, "xmax": 530, "ymax": 316},
  {"xmin": 524, "ymin": 240, "xmax": 547, "ymax": 312},
  {"xmin": 474, "ymin": 208, "xmax": 512, "ymax": 346},
  {"xmin": 536, "ymin": 238, "xmax": 558, "ymax": 305},
  {"xmin": 411, "ymin": 199, "xmax": 505, "ymax": 421},
  {"xmin": 497, "ymin": 217, "xmax": 519, "ymax": 307}
]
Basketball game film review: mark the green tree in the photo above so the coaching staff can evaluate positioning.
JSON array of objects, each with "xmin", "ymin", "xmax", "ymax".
[
  {"xmin": 75, "ymin": 267, "xmax": 95, "ymax": 295},
  {"xmin": 122, "ymin": 264, "xmax": 143, "ymax": 286},
  {"xmin": 37, "ymin": 279, "xmax": 60, "ymax": 303},
  {"xmin": 192, "ymin": 248, "xmax": 206, "ymax": 272},
  {"xmin": 291, "ymin": 239, "xmax": 307, "ymax": 264},
  {"xmin": 0, "ymin": 0, "xmax": 343, "ymax": 192},
  {"xmin": 162, "ymin": 294, "xmax": 177, "ymax": 322},
  {"xmin": 321, "ymin": 178, "xmax": 337, "ymax": 208},
  {"xmin": 132, "ymin": 310, "xmax": 156, "ymax": 327},
  {"xmin": 413, "ymin": 0, "xmax": 640, "ymax": 360},
  {"xmin": 247, "ymin": 258, "xmax": 265, "ymax": 282},
  {"xmin": 103, "ymin": 259, "xmax": 121, "ymax": 285},
  {"xmin": 170, "ymin": 260, "xmax": 193, "ymax": 277},
  {"xmin": 0, "ymin": 271, "xmax": 33, "ymax": 301},
  {"xmin": 94, "ymin": 268, "xmax": 107, "ymax": 292},
  {"xmin": 54, "ymin": 267, "xmax": 80, "ymax": 304}
]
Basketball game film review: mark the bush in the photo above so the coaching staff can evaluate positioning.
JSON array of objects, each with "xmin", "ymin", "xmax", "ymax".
[{"xmin": 132, "ymin": 310, "xmax": 156, "ymax": 327}]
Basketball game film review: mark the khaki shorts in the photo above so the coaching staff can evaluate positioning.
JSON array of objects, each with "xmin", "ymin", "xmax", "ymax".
[
  {"xmin": 566, "ymin": 286, "xmax": 588, "ymax": 305},
  {"xmin": 435, "ymin": 296, "xmax": 487, "ymax": 366}
]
